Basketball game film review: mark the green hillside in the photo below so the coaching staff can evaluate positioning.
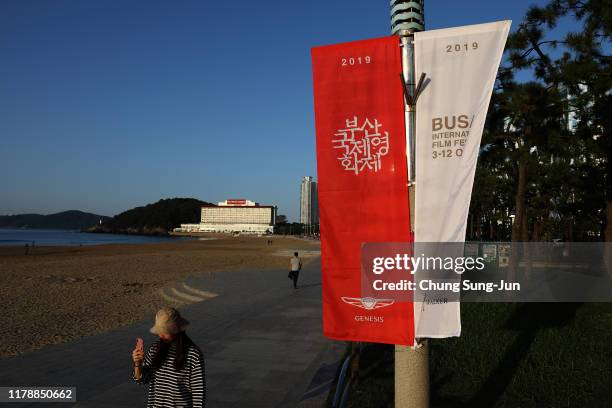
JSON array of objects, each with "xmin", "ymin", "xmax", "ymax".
[{"xmin": 89, "ymin": 198, "xmax": 213, "ymax": 235}]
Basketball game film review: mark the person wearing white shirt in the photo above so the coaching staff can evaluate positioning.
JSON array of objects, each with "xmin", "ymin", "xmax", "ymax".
[{"xmin": 288, "ymin": 252, "xmax": 302, "ymax": 289}]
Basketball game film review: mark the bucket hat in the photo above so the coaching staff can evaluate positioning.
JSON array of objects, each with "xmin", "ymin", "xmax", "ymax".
[{"xmin": 150, "ymin": 307, "xmax": 190, "ymax": 335}]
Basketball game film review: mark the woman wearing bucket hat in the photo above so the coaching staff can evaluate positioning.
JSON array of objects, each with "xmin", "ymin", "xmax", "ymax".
[{"xmin": 132, "ymin": 307, "xmax": 206, "ymax": 407}]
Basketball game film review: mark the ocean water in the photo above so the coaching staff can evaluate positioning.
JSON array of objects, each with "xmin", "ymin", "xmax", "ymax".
[{"xmin": 0, "ymin": 228, "xmax": 190, "ymax": 246}]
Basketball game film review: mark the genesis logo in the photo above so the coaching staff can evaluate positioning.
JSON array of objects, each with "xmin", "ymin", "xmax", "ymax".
[{"xmin": 341, "ymin": 297, "xmax": 394, "ymax": 310}]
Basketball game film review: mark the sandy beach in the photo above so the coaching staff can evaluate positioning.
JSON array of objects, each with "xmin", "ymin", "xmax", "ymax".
[{"xmin": 0, "ymin": 235, "xmax": 320, "ymax": 358}]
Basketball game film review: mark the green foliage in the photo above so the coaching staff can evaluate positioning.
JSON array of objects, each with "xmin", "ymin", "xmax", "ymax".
[
  {"xmin": 345, "ymin": 303, "xmax": 612, "ymax": 407},
  {"xmin": 96, "ymin": 198, "xmax": 213, "ymax": 235},
  {"xmin": 470, "ymin": 0, "xmax": 611, "ymax": 241},
  {"xmin": 273, "ymin": 222, "xmax": 305, "ymax": 235}
]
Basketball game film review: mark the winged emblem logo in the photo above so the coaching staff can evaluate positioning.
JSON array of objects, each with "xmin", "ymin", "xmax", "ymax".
[{"xmin": 341, "ymin": 296, "xmax": 395, "ymax": 310}]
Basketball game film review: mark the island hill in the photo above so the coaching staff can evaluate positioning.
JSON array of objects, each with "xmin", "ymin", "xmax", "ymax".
[
  {"xmin": 88, "ymin": 198, "xmax": 215, "ymax": 236},
  {"xmin": 0, "ymin": 210, "xmax": 109, "ymax": 230}
]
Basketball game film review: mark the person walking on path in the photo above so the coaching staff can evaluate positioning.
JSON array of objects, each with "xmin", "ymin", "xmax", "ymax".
[
  {"xmin": 132, "ymin": 307, "xmax": 206, "ymax": 407},
  {"xmin": 288, "ymin": 251, "xmax": 302, "ymax": 289}
]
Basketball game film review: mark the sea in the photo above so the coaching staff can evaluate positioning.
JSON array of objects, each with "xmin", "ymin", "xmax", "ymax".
[{"xmin": 0, "ymin": 228, "xmax": 191, "ymax": 247}]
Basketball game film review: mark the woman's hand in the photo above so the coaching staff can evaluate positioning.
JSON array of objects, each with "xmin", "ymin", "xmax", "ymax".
[{"xmin": 132, "ymin": 348, "xmax": 144, "ymax": 365}]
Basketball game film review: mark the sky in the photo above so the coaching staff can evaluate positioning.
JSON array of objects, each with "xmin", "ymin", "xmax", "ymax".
[{"xmin": 0, "ymin": 0, "xmax": 570, "ymax": 221}]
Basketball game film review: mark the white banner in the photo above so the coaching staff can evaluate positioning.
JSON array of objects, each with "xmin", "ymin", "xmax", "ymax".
[{"xmin": 413, "ymin": 21, "xmax": 511, "ymax": 338}]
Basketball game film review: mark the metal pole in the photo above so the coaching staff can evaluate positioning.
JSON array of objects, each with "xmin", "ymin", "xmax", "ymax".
[
  {"xmin": 401, "ymin": 33, "xmax": 416, "ymax": 185},
  {"xmin": 391, "ymin": 1, "xmax": 429, "ymax": 407}
]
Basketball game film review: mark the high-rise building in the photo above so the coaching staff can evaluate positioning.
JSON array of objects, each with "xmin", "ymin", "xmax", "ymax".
[{"xmin": 300, "ymin": 176, "xmax": 319, "ymax": 225}]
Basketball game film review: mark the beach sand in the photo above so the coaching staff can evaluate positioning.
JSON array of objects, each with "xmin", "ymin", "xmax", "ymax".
[{"xmin": 0, "ymin": 235, "xmax": 320, "ymax": 358}]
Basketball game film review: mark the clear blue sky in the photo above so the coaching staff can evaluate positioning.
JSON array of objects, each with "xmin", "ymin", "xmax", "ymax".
[{"xmin": 1, "ymin": 0, "xmax": 557, "ymax": 221}]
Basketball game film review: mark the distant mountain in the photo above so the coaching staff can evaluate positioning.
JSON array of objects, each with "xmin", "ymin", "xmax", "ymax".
[
  {"xmin": 89, "ymin": 198, "xmax": 214, "ymax": 235},
  {"xmin": 0, "ymin": 210, "xmax": 109, "ymax": 230}
]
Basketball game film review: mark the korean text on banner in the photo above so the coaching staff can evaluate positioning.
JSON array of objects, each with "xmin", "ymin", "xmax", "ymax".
[
  {"xmin": 414, "ymin": 21, "xmax": 511, "ymax": 338},
  {"xmin": 312, "ymin": 36, "xmax": 414, "ymax": 345}
]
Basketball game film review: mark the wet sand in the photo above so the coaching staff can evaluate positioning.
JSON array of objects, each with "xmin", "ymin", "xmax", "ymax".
[{"xmin": 0, "ymin": 236, "xmax": 320, "ymax": 358}]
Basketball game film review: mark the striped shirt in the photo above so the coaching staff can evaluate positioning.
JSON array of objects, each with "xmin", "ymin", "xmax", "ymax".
[{"xmin": 133, "ymin": 341, "xmax": 206, "ymax": 408}]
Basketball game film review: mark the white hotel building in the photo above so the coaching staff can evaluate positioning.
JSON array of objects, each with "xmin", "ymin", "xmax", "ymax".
[{"xmin": 177, "ymin": 199, "xmax": 276, "ymax": 234}]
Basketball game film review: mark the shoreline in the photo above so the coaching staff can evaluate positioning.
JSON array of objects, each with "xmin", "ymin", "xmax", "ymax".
[
  {"xmin": 0, "ymin": 228, "xmax": 194, "ymax": 247},
  {"xmin": 0, "ymin": 236, "xmax": 320, "ymax": 358},
  {"xmin": 1, "ymin": 227, "xmax": 313, "ymax": 247}
]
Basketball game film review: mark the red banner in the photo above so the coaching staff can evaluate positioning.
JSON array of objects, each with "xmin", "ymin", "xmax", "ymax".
[{"xmin": 312, "ymin": 36, "xmax": 414, "ymax": 345}]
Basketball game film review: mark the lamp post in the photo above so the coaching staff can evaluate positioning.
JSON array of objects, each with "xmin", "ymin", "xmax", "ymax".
[{"xmin": 390, "ymin": 1, "xmax": 429, "ymax": 407}]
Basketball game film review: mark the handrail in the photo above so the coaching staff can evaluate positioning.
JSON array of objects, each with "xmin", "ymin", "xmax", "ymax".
[
  {"xmin": 338, "ymin": 376, "xmax": 352, "ymax": 408},
  {"xmin": 332, "ymin": 354, "xmax": 352, "ymax": 408}
]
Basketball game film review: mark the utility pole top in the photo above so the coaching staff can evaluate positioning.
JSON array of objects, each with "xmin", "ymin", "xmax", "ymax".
[{"xmin": 390, "ymin": 0, "xmax": 425, "ymax": 34}]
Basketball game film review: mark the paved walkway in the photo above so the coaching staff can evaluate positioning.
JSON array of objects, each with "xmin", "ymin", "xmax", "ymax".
[{"xmin": 0, "ymin": 258, "xmax": 344, "ymax": 407}]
